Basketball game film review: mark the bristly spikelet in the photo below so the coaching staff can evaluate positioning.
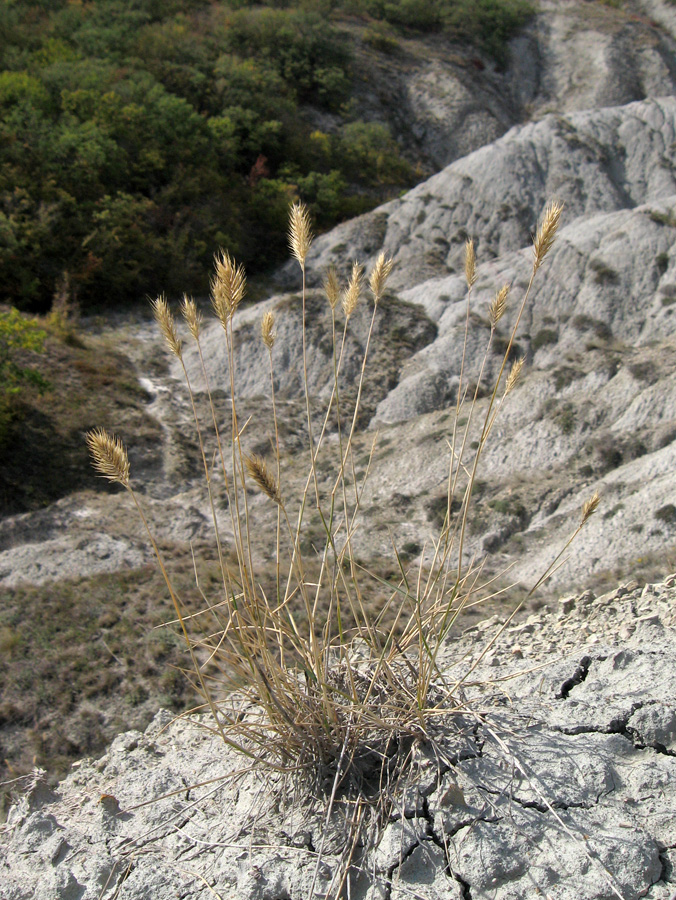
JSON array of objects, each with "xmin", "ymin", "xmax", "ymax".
[
  {"xmin": 533, "ymin": 201, "xmax": 563, "ymax": 272},
  {"xmin": 324, "ymin": 266, "xmax": 340, "ymax": 311},
  {"xmin": 261, "ymin": 310, "xmax": 276, "ymax": 350},
  {"xmin": 581, "ymin": 491, "xmax": 600, "ymax": 524},
  {"xmin": 152, "ymin": 295, "xmax": 182, "ymax": 359},
  {"xmin": 369, "ymin": 252, "xmax": 394, "ymax": 305},
  {"xmin": 86, "ymin": 428, "xmax": 130, "ymax": 486},
  {"xmin": 288, "ymin": 201, "xmax": 313, "ymax": 269},
  {"xmin": 342, "ymin": 261, "xmax": 363, "ymax": 318},
  {"xmin": 489, "ymin": 284, "xmax": 509, "ymax": 328},
  {"xmin": 505, "ymin": 357, "xmax": 524, "ymax": 394},
  {"xmin": 212, "ymin": 250, "xmax": 246, "ymax": 329},
  {"xmin": 245, "ymin": 453, "xmax": 282, "ymax": 505},
  {"xmin": 465, "ymin": 239, "xmax": 477, "ymax": 288},
  {"xmin": 181, "ymin": 294, "xmax": 202, "ymax": 341}
]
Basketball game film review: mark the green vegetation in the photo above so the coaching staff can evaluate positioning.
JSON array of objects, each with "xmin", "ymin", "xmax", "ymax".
[
  {"xmin": 347, "ymin": 0, "xmax": 534, "ymax": 64},
  {"xmin": 0, "ymin": 0, "xmax": 534, "ymax": 314},
  {"xmin": 556, "ymin": 402, "xmax": 576, "ymax": 434},
  {"xmin": 0, "ymin": 308, "xmax": 48, "ymax": 445},
  {"xmin": 648, "ymin": 208, "xmax": 676, "ymax": 227},
  {"xmin": 0, "ymin": 0, "xmax": 408, "ymax": 312}
]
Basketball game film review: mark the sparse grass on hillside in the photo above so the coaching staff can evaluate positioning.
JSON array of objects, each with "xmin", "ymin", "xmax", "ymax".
[
  {"xmin": 0, "ymin": 558, "xmax": 215, "ymax": 818},
  {"xmin": 0, "ymin": 318, "xmax": 161, "ymax": 516},
  {"xmin": 88, "ymin": 199, "xmax": 600, "ymax": 893}
]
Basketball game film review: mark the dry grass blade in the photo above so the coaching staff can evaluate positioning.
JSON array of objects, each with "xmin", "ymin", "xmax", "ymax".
[
  {"xmin": 245, "ymin": 453, "xmax": 282, "ymax": 506},
  {"xmin": 342, "ymin": 262, "xmax": 363, "ymax": 318},
  {"xmin": 533, "ymin": 201, "xmax": 563, "ymax": 271},
  {"xmin": 261, "ymin": 311, "xmax": 276, "ymax": 350},
  {"xmin": 152, "ymin": 295, "xmax": 183, "ymax": 359},
  {"xmin": 289, "ymin": 201, "xmax": 313, "ymax": 269},
  {"xmin": 86, "ymin": 428, "xmax": 130, "ymax": 486},
  {"xmin": 212, "ymin": 250, "xmax": 246, "ymax": 328}
]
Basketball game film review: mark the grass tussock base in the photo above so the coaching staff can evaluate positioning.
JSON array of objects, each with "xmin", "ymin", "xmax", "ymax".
[{"xmin": 88, "ymin": 199, "xmax": 599, "ymax": 894}]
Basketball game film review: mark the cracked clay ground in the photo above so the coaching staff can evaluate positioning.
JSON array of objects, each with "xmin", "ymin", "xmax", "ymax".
[{"xmin": 1, "ymin": 576, "xmax": 675, "ymax": 900}]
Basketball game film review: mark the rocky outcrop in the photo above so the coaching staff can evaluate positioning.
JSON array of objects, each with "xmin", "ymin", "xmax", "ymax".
[
  {"xmin": 2, "ymin": 574, "xmax": 675, "ymax": 899},
  {"xmin": 347, "ymin": 0, "xmax": 676, "ymax": 175},
  {"xmin": 178, "ymin": 95, "xmax": 676, "ymax": 593}
]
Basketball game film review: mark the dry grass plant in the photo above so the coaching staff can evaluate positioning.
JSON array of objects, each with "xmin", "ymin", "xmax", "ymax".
[{"xmin": 87, "ymin": 199, "xmax": 599, "ymax": 894}]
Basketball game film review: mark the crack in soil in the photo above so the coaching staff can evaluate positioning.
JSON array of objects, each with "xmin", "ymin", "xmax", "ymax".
[
  {"xmin": 452, "ymin": 870, "xmax": 472, "ymax": 899},
  {"xmin": 474, "ymin": 781, "xmax": 603, "ymax": 813},
  {"xmin": 557, "ymin": 655, "xmax": 592, "ymax": 699},
  {"xmin": 550, "ymin": 700, "xmax": 676, "ymax": 757}
]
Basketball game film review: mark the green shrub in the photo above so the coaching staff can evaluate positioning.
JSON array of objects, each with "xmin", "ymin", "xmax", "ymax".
[
  {"xmin": 0, "ymin": 1, "xmax": 415, "ymax": 313},
  {"xmin": 363, "ymin": 22, "xmax": 401, "ymax": 52},
  {"xmin": 439, "ymin": 0, "xmax": 535, "ymax": 66}
]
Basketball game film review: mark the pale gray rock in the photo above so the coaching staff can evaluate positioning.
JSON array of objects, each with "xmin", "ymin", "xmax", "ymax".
[{"xmin": 304, "ymin": 96, "xmax": 676, "ymax": 292}]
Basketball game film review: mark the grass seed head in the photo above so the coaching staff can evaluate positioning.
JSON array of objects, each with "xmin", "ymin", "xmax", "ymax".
[
  {"xmin": 289, "ymin": 201, "xmax": 313, "ymax": 269},
  {"xmin": 505, "ymin": 356, "xmax": 525, "ymax": 394},
  {"xmin": 152, "ymin": 295, "xmax": 182, "ymax": 359},
  {"xmin": 324, "ymin": 265, "xmax": 340, "ymax": 311},
  {"xmin": 581, "ymin": 491, "xmax": 600, "ymax": 524},
  {"xmin": 465, "ymin": 239, "xmax": 477, "ymax": 288},
  {"xmin": 212, "ymin": 250, "xmax": 246, "ymax": 329},
  {"xmin": 181, "ymin": 294, "xmax": 202, "ymax": 341},
  {"xmin": 245, "ymin": 453, "xmax": 282, "ymax": 505},
  {"xmin": 86, "ymin": 428, "xmax": 130, "ymax": 486},
  {"xmin": 369, "ymin": 252, "xmax": 394, "ymax": 305},
  {"xmin": 490, "ymin": 283, "xmax": 509, "ymax": 328},
  {"xmin": 533, "ymin": 201, "xmax": 563, "ymax": 272},
  {"xmin": 342, "ymin": 261, "xmax": 363, "ymax": 318},
  {"xmin": 261, "ymin": 310, "xmax": 276, "ymax": 350}
]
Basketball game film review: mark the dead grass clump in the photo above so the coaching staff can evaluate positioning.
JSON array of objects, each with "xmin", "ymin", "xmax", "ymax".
[{"xmin": 88, "ymin": 199, "xmax": 599, "ymax": 890}]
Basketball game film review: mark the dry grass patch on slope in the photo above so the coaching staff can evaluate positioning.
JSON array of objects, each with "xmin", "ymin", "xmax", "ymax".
[{"xmin": 0, "ymin": 549, "xmax": 237, "ymax": 819}]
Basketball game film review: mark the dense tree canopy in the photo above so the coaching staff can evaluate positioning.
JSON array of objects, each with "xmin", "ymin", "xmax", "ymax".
[{"xmin": 0, "ymin": 0, "xmax": 532, "ymax": 312}]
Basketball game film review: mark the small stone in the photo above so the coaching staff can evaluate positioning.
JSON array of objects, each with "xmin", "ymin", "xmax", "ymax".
[
  {"xmin": 511, "ymin": 646, "xmax": 523, "ymax": 659},
  {"xmin": 477, "ymin": 615, "xmax": 500, "ymax": 632},
  {"xmin": 508, "ymin": 622, "xmax": 534, "ymax": 634},
  {"xmin": 559, "ymin": 595, "xmax": 576, "ymax": 615},
  {"xmin": 619, "ymin": 623, "xmax": 636, "ymax": 640}
]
